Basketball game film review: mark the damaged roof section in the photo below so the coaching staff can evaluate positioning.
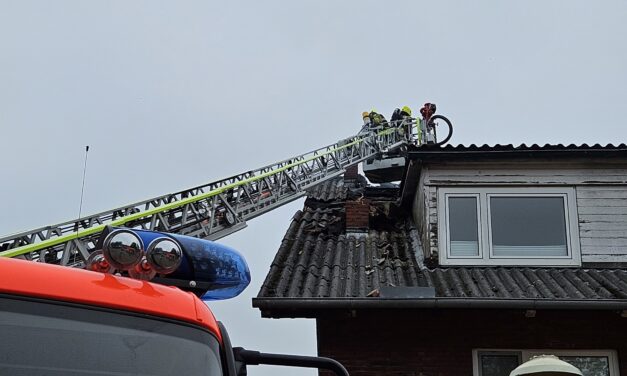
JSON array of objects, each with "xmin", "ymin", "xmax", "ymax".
[
  {"xmin": 257, "ymin": 207, "xmax": 424, "ymax": 299},
  {"xmin": 255, "ymin": 175, "xmax": 627, "ymax": 315},
  {"xmin": 259, "ymin": 176, "xmax": 421, "ymax": 299}
]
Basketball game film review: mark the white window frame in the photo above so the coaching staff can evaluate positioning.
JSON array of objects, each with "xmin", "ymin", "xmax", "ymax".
[
  {"xmin": 444, "ymin": 193, "xmax": 483, "ymax": 259},
  {"xmin": 472, "ymin": 349, "xmax": 620, "ymax": 376},
  {"xmin": 438, "ymin": 187, "xmax": 581, "ymax": 266}
]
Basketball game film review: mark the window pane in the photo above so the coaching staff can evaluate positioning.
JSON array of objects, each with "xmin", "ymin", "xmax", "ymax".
[
  {"xmin": 490, "ymin": 197, "xmax": 568, "ymax": 257},
  {"xmin": 560, "ymin": 356, "xmax": 610, "ymax": 376},
  {"xmin": 448, "ymin": 197, "xmax": 479, "ymax": 256},
  {"xmin": 480, "ymin": 354, "xmax": 520, "ymax": 376}
]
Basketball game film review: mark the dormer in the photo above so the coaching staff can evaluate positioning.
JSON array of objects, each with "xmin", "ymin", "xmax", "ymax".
[{"xmin": 401, "ymin": 143, "xmax": 627, "ymax": 268}]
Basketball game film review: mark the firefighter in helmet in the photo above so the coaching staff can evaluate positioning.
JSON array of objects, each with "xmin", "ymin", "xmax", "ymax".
[
  {"xmin": 368, "ymin": 109, "xmax": 387, "ymax": 128},
  {"xmin": 391, "ymin": 106, "xmax": 413, "ymax": 138},
  {"xmin": 391, "ymin": 106, "xmax": 412, "ymax": 123}
]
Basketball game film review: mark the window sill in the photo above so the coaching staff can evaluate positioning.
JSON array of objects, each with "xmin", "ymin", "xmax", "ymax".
[{"xmin": 439, "ymin": 257, "xmax": 582, "ymax": 267}]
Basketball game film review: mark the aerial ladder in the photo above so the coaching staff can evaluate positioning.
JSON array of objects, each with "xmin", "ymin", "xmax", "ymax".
[{"xmin": 0, "ymin": 111, "xmax": 452, "ymax": 268}]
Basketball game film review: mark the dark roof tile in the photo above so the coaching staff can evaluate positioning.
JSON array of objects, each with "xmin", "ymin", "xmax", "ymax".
[{"xmin": 306, "ymin": 178, "xmax": 347, "ymax": 202}]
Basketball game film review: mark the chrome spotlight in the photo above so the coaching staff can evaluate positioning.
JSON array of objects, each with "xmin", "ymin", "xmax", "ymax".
[
  {"xmin": 146, "ymin": 238, "xmax": 183, "ymax": 274},
  {"xmin": 102, "ymin": 229, "xmax": 143, "ymax": 271}
]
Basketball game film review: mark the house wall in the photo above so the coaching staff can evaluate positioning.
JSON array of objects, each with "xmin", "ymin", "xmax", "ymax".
[
  {"xmin": 316, "ymin": 309, "xmax": 627, "ymax": 376},
  {"xmin": 412, "ymin": 166, "xmax": 432, "ymax": 261},
  {"xmin": 412, "ymin": 160, "xmax": 627, "ymax": 264}
]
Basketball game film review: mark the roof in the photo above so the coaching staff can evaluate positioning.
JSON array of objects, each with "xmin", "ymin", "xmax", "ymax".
[
  {"xmin": 255, "ymin": 173, "xmax": 627, "ymax": 317},
  {"xmin": 406, "ymin": 142, "xmax": 627, "ymax": 160},
  {"xmin": 0, "ymin": 257, "xmax": 222, "ymax": 340},
  {"xmin": 305, "ymin": 177, "xmax": 349, "ymax": 202}
]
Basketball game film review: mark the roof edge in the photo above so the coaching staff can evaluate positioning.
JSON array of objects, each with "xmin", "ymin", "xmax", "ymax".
[
  {"xmin": 406, "ymin": 145, "xmax": 627, "ymax": 160},
  {"xmin": 253, "ymin": 297, "xmax": 627, "ymax": 317}
]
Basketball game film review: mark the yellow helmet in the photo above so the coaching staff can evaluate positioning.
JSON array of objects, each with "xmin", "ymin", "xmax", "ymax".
[
  {"xmin": 362, "ymin": 111, "xmax": 370, "ymax": 118},
  {"xmin": 402, "ymin": 106, "xmax": 412, "ymax": 116}
]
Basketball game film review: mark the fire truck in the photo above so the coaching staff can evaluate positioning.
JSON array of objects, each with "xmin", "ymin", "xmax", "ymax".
[
  {"xmin": 0, "ymin": 109, "xmax": 452, "ymax": 375},
  {"xmin": 0, "ymin": 228, "xmax": 349, "ymax": 375}
]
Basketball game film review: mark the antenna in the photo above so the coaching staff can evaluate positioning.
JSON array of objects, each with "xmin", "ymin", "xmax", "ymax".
[{"xmin": 77, "ymin": 145, "xmax": 90, "ymax": 223}]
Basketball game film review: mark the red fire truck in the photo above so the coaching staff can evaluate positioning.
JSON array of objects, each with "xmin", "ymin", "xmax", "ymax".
[{"xmin": 0, "ymin": 227, "xmax": 348, "ymax": 376}]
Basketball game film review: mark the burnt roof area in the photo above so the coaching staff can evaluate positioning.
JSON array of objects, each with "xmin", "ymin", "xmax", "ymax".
[
  {"xmin": 258, "ymin": 178, "xmax": 420, "ymax": 299},
  {"xmin": 254, "ymin": 144, "xmax": 627, "ymax": 318}
]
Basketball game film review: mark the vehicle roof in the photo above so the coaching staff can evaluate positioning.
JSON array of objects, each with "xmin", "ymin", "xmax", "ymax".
[{"xmin": 0, "ymin": 257, "xmax": 221, "ymax": 342}]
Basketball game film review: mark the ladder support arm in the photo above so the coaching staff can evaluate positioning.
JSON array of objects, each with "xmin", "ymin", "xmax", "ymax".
[{"xmin": 0, "ymin": 125, "xmax": 409, "ymax": 266}]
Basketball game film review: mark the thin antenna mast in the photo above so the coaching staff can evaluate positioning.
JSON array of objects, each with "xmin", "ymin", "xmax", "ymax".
[{"xmin": 77, "ymin": 145, "xmax": 90, "ymax": 222}]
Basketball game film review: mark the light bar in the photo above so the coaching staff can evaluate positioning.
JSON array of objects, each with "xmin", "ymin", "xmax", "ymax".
[{"xmin": 95, "ymin": 227, "xmax": 251, "ymax": 301}]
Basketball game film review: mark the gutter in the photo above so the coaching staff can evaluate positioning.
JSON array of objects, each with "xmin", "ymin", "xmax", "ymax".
[{"xmin": 253, "ymin": 297, "xmax": 627, "ymax": 316}]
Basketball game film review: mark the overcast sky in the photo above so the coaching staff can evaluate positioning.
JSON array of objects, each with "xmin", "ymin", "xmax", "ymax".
[{"xmin": 2, "ymin": 1, "xmax": 627, "ymax": 375}]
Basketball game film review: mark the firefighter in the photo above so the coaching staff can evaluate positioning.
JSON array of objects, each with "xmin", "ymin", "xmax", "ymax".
[
  {"xmin": 391, "ymin": 106, "xmax": 412, "ymax": 124},
  {"xmin": 368, "ymin": 109, "xmax": 387, "ymax": 128},
  {"xmin": 362, "ymin": 111, "xmax": 371, "ymax": 127},
  {"xmin": 391, "ymin": 106, "xmax": 413, "ymax": 137}
]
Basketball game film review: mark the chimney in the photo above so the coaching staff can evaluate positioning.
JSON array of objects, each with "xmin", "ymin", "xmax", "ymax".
[
  {"xmin": 344, "ymin": 164, "xmax": 359, "ymax": 181},
  {"xmin": 345, "ymin": 198, "xmax": 370, "ymax": 231}
]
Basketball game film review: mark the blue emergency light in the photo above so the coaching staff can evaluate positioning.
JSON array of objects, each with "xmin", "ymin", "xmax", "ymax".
[{"xmin": 91, "ymin": 226, "xmax": 251, "ymax": 301}]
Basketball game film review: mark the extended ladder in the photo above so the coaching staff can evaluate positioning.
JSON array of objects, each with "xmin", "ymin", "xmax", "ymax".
[{"xmin": 0, "ymin": 125, "xmax": 409, "ymax": 267}]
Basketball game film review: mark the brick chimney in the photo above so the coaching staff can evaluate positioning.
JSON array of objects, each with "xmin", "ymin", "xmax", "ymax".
[
  {"xmin": 344, "ymin": 164, "xmax": 359, "ymax": 181},
  {"xmin": 345, "ymin": 198, "xmax": 370, "ymax": 231}
]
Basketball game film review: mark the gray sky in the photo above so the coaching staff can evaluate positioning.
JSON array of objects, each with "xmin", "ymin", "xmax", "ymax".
[{"xmin": 1, "ymin": 1, "xmax": 627, "ymax": 375}]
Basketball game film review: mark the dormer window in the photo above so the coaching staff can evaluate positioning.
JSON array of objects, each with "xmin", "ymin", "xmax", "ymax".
[{"xmin": 438, "ymin": 187, "xmax": 581, "ymax": 266}]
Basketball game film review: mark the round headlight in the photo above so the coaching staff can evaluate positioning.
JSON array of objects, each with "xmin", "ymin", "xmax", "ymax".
[
  {"xmin": 146, "ymin": 238, "xmax": 183, "ymax": 274},
  {"xmin": 102, "ymin": 229, "xmax": 144, "ymax": 271}
]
